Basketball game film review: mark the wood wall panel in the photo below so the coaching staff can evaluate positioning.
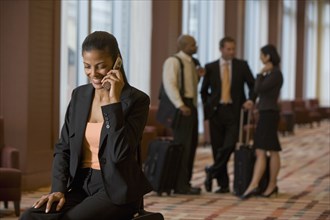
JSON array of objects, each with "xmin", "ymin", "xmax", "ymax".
[
  {"xmin": 295, "ymin": 0, "xmax": 306, "ymax": 98},
  {"xmin": 224, "ymin": 0, "xmax": 245, "ymax": 58},
  {"xmin": 0, "ymin": 0, "xmax": 30, "ymax": 170},
  {"xmin": 268, "ymin": 0, "xmax": 282, "ymax": 49},
  {"xmin": 150, "ymin": 1, "xmax": 182, "ymax": 106},
  {"xmin": 0, "ymin": 1, "xmax": 60, "ymax": 190}
]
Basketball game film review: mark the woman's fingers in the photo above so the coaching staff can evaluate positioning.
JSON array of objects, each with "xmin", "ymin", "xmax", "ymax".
[
  {"xmin": 45, "ymin": 192, "xmax": 64, "ymax": 213},
  {"xmin": 101, "ymin": 71, "xmax": 118, "ymax": 86},
  {"xmin": 110, "ymin": 69, "xmax": 123, "ymax": 81},
  {"xmin": 101, "ymin": 70, "xmax": 124, "ymax": 90},
  {"xmin": 33, "ymin": 194, "xmax": 48, "ymax": 208},
  {"xmin": 56, "ymin": 197, "xmax": 66, "ymax": 211},
  {"xmin": 33, "ymin": 192, "xmax": 65, "ymax": 213},
  {"xmin": 45, "ymin": 196, "xmax": 54, "ymax": 213}
]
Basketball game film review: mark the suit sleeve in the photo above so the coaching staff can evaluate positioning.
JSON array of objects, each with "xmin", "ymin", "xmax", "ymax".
[
  {"xmin": 255, "ymin": 70, "xmax": 283, "ymax": 93},
  {"xmin": 243, "ymin": 61, "xmax": 257, "ymax": 102},
  {"xmin": 51, "ymin": 92, "xmax": 74, "ymax": 193},
  {"xmin": 101, "ymin": 91, "xmax": 150, "ymax": 164},
  {"xmin": 200, "ymin": 64, "xmax": 210, "ymax": 105},
  {"xmin": 99, "ymin": 91, "xmax": 152, "ymax": 205},
  {"xmin": 200, "ymin": 64, "xmax": 212, "ymax": 120}
]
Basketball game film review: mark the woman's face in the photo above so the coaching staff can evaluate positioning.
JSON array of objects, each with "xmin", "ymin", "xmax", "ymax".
[
  {"xmin": 260, "ymin": 51, "xmax": 270, "ymax": 64},
  {"xmin": 82, "ymin": 49, "xmax": 114, "ymax": 89}
]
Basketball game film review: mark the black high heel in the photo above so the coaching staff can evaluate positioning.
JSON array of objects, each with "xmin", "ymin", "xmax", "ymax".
[
  {"xmin": 240, "ymin": 187, "xmax": 259, "ymax": 200},
  {"xmin": 262, "ymin": 186, "xmax": 278, "ymax": 198}
]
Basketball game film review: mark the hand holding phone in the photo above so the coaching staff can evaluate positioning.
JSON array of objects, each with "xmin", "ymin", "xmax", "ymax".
[{"xmin": 103, "ymin": 56, "xmax": 122, "ymax": 90}]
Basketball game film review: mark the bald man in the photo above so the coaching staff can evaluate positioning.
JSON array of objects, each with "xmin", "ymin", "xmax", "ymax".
[{"xmin": 159, "ymin": 35, "xmax": 204, "ymax": 195}]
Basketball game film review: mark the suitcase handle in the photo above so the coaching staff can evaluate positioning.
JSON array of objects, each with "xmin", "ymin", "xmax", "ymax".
[{"xmin": 238, "ymin": 108, "xmax": 252, "ymax": 146}]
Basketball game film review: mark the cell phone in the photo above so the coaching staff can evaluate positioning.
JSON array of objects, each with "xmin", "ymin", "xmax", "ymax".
[
  {"xmin": 112, "ymin": 56, "xmax": 122, "ymax": 70},
  {"xmin": 103, "ymin": 56, "xmax": 122, "ymax": 90}
]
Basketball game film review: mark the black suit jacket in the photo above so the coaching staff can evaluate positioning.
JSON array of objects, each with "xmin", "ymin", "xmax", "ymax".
[
  {"xmin": 51, "ymin": 83, "xmax": 152, "ymax": 205},
  {"xmin": 255, "ymin": 67, "xmax": 283, "ymax": 111},
  {"xmin": 200, "ymin": 58, "xmax": 255, "ymax": 120}
]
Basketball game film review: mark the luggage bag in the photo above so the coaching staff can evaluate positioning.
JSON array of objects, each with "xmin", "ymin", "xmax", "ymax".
[
  {"xmin": 143, "ymin": 139, "xmax": 183, "ymax": 196},
  {"xmin": 132, "ymin": 140, "xmax": 164, "ymax": 220},
  {"xmin": 233, "ymin": 109, "xmax": 270, "ymax": 196},
  {"xmin": 233, "ymin": 109, "xmax": 255, "ymax": 196}
]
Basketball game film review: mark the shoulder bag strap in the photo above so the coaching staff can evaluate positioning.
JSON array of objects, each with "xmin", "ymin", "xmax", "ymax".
[{"xmin": 172, "ymin": 55, "xmax": 184, "ymax": 98}]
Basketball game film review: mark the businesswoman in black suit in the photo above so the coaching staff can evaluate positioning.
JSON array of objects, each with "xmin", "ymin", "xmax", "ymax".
[
  {"xmin": 241, "ymin": 44, "xmax": 283, "ymax": 199},
  {"xmin": 20, "ymin": 31, "xmax": 152, "ymax": 219}
]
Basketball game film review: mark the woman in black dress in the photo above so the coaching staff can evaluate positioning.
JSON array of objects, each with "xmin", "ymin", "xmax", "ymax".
[{"xmin": 241, "ymin": 44, "xmax": 283, "ymax": 199}]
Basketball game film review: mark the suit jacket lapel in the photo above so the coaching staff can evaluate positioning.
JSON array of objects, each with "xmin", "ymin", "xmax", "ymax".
[
  {"xmin": 230, "ymin": 59, "xmax": 237, "ymax": 96},
  {"xmin": 214, "ymin": 61, "xmax": 221, "ymax": 90},
  {"xmin": 75, "ymin": 84, "xmax": 94, "ymax": 161}
]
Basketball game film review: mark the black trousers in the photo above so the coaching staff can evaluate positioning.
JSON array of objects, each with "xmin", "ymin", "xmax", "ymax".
[
  {"xmin": 173, "ymin": 98, "xmax": 198, "ymax": 191},
  {"xmin": 208, "ymin": 104, "xmax": 239, "ymax": 188},
  {"xmin": 20, "ymin": 168, "xmax": 140, "ymax": 220}
]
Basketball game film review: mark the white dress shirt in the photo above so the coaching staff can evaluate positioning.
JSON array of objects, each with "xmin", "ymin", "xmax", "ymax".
[{"xmin": 162, "ymin": 51, "xmax": 198, "ymax": 108}]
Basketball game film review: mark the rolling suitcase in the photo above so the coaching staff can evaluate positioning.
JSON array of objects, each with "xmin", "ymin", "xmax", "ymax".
[
  {"xmin": 233, "ymin": 109, "xmax": 270, "ymax": 196},
  {"xmin": 233, "ymin": 109, "xmax": 255, "ymax": 196},
  {"xmin": 132, "ymin": 140, "xmax": 164, "ymax": 220},
  {"xmin": 143, "ymin": 139, "xmax": 183, "ymax": 196}
]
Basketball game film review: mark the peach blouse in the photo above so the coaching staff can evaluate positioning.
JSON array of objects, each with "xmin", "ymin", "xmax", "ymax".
[{"xmin": 81, "ymin": 122, "xmax": 103, "ymax": 170}]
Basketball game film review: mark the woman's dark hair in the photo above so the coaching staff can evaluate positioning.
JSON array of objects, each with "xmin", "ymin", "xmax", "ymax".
[
  {"xmin": 261, "ymin": 44, "xmax": 281, "ymax": 66},
  {"xmin": 82, "ymin": 31, "xmax": 127, "ymax": 82}
]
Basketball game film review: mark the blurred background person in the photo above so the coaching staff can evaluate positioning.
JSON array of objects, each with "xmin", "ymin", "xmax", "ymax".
[
  {"xmin": 201, "ymin": 36, "xmax": 255, "ymax": 194},
  {"xmin": 158, "ymin": 35, "xmax": 204, "ymax": 195},
  {"xmin": 241, "ymin": 44, "xmax": 283, "ymax": 199}
]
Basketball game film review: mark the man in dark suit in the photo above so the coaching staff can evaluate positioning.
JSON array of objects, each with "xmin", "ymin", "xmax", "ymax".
[{"xmin": 200, "ymin": 36, "xmax": 255, "ymax": 193}]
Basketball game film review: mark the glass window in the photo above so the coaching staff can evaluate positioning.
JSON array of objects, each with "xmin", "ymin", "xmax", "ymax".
[
  {"xmin": 60, "ymin": 0, "xmax": 152, "ymax": 129},
  {"xmin": 319, "ymin": 2, "xmax": 330, "ymax": 106},
  {"xmin": 182, "ymin": 0, "xmax": 225, "ymax": 133},
  {"xmin": 303, "ymin": 0, "xmax": 318, "ymax": 99},
  {"xmin": 127, "ymin": 1, "xmax": 152, "ymax": 94},
  {"xmin": 60, "ymin": 1, "xmax": 79, "ymax": 128},
  {"xmin": 108, "ymin": 1, "xmax": 131, "ymax": 79},
  {"xmin": 91, "ymin": 1, "xmax": 113, "ymax": 33},
  {"xmin": 244, "ymin": 0, "xmax": 268, "ymax": 74},
  {"xmin": 182, "ymin": 0, "xmax": 225, "ymax": 65},
  {"xmin": 281, "ymin": 0, "xmax": 297, "ymax": 100}
]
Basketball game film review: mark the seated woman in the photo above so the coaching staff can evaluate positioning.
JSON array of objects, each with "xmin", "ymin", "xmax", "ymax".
[{"xmin": 20, "ymin": 31, "xmax": 152, "ymax": 220}]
